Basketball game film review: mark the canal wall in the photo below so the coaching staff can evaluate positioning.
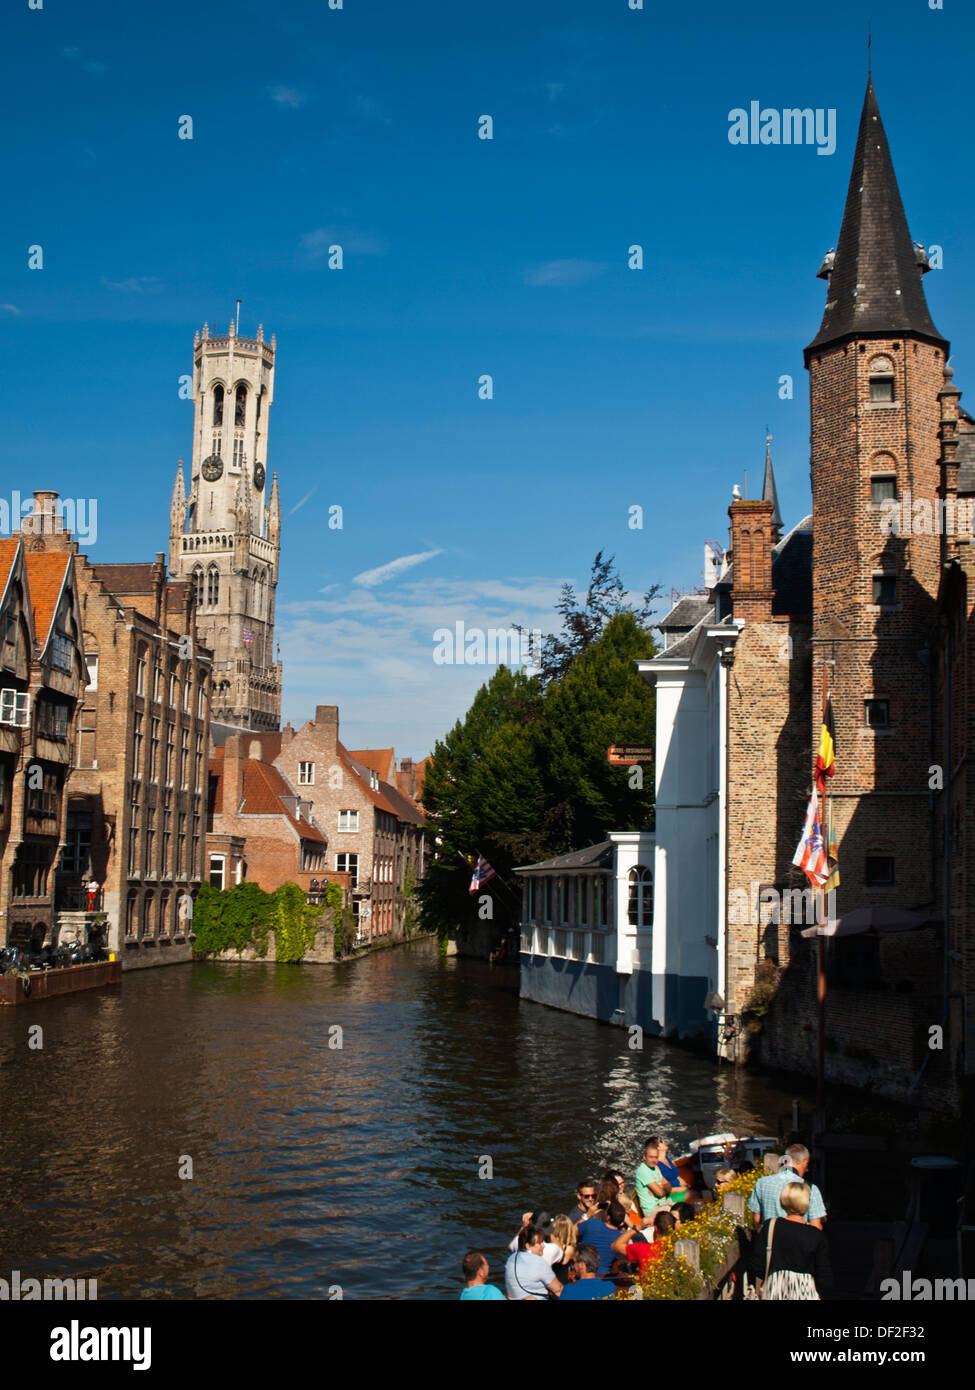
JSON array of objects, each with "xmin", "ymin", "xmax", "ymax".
[{"xmin": 519, "ymin": 951, "xmax": 711, "ymax": 1036}]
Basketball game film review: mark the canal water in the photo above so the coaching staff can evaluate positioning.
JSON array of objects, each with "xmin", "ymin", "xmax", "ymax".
[{"xmin": 0, "ymin": 941, "xmax": 806, "ymax": 1300}]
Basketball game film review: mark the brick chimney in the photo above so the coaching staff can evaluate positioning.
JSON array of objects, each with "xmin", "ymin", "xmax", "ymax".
[
  {"xmin": 728, "ymin": 499, "xmax": 775, "ymax": 623},
  {"xmin": 314, "ymin": 704, "xmax": 339, "ymax": 751},
  {"xmin": 223, "ymin": 735, "xmax": 246, "ymax": 813},
  {"xmin": 153, "ymin": 552, "xmax": 166, "ymax": 626},
  {"xmin": 22, "ymin": 490, "xmax": 65, "ymax": 542},
  {"xmin": 400, "ymin": 757, "xmax": 415, "ymax": 796}
]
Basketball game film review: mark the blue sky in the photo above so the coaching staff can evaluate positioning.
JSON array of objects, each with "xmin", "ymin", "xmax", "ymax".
[{"xmin": 3, "ymin": 0, "xmax": 973, "ymax": 756}]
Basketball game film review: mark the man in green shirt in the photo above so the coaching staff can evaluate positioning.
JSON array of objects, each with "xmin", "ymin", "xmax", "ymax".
[{"xmin": 634, "ymin": 1139, "xmax": 673, "ymax": 1218}]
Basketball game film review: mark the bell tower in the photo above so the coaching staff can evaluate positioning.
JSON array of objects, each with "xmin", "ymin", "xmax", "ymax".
[{"xmin": 169, "ymin": 320, "xmax": 282, "ymax": 731}]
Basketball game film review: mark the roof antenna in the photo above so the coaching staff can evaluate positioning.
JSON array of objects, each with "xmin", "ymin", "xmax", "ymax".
[{"xmin": 867, "ymin": 21, "xmax": 871, "ymax": 79}]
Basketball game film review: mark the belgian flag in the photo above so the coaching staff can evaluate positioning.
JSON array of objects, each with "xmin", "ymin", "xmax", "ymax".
[{"xmin": 815, "ymin": 697, "xmax": 836, "ymax": 795}]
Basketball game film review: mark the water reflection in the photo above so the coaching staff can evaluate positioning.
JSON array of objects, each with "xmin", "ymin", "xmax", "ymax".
[{"xmin": 0, "ymin": 943, "xmax": 805, "ymax": 1299}]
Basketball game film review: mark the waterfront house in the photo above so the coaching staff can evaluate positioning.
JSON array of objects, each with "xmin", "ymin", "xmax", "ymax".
[{"xmin": 517, "ymin": 831, "xmax": 665, "ymax": 1029}]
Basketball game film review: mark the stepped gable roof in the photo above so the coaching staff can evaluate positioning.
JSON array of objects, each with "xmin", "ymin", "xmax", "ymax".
[
  {"xmin": 515, "ymin": 841, "xmax": 615, "ymax": 873},
  {"xmin": 24, "ymin": 551, "xmax": 72, "ymax": 649},
  {"xmin": 349, "ymin": 747, "xmax": 396, "ymax": 781},
  {"xmin": 956, "ymin": 410, "xmax": 975, "ymax": 494},
  {"xmin": 658, "ymin": 595, "xmax": 710, "ymax": 631},
  {"xmin": 806, "ymin": 79, "xmax": 946, "ymax": 357}
]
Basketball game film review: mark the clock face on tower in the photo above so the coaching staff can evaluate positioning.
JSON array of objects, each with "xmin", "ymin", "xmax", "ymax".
[
  {"xmin": 201, "ymin": 454, "xmax": 223, "ymax": 482},
  {"xmin": 253, "ymin": 463, "xmax": 265, "ymax": 490}
]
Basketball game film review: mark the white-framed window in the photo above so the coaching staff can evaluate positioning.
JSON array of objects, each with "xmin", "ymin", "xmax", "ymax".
[
  {"xmin": 136, "ymin": 651, "xmax": 147, "ymax": 697},
  {"xmin": 84, "ymin": 652, "xmax": 98, "ymax": 690},
  {"xmin": 209, "ymin": 855, "xmax": 225, "ymax": 891},
  {"xmin": 628, "ymin": 866, "xmax": 653, "ymax": 928},
  {"xmin": 298, "ymin": 761, "xmax": 314, "ymax": 785},
  {"xmin": 336, "ymin": 852, "xmax": 359, "ymax": 887},
  {"xmin": 0, "ymin": 688, "xmax": 30, "ymax": 727},
  {"xmin": 338, "ymin": 809, "xmax": 359, "ymax": 832}
]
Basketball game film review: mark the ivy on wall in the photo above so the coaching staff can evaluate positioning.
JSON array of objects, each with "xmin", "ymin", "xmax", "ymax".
[{"xmin": 193, "ymin": 880, "xmax": 345, "ymax": 963}]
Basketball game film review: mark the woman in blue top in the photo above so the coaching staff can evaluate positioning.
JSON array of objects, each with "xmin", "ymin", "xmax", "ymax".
[{"xmin": 653, "ymin": 1136, "xmax": 691, "ymax": 1205}]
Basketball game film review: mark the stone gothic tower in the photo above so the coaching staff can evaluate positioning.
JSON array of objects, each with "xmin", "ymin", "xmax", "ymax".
[
  {"xmin": 804, "ymin": 79, "xmax": 948, "ymax": 916},
  {"xmin": 169, "ymin": 321, "xmax": 283, "ymax": 731}
]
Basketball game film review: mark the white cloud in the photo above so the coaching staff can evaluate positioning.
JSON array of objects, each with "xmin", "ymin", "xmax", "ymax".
[
  {"xmin": 61, "ymin": 46, "xmax": 107, "ymax": 73},
  {"xmin": 524, "ymin": 259, "xmax": 605, "ymax": 287},
  {"xmin": 352, "ymin": 549, "xmax": 443, "ymax": 588},
  {"xmin": 299, "ymin": 226, "xmax": 389, "ymax": 261},
  {"xmin": 1, "ymin": 304, "xmax": 21, "ymax": 316},
  {"xmin": 288, "ymin": 486, "xmax": 317, "ymax": 516},
  {"xmin": 278, "ymin": 571, "xmax": 563, "ymax": 756},
  {"xmin": 99, "ymin": 275, "xmax": 162, "ymax": 293},
  {"xmin": 267, "ymin": 84, "xmax": 310, "ymax": 109}
]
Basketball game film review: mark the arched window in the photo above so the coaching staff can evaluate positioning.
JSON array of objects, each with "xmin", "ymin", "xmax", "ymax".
[
  {"xmin": 212, "ymin": 385, "xmax": 224, "ymax": 429},
  {"xmin": 235, "ymin": 384, "xmax": 247, "ymax": 427},
  {"xmin": 206, "ymin": 566, "xmax": 219, "ymax": 606},
  {"xmin": 627, "ymin": 866, "xmax": 652, "ymax": 928},
  {"xmin": 193, "ymin": 567, "xmax": 204, "ymax": 608}
]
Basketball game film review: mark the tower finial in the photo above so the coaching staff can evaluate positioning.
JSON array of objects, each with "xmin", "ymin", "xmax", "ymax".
[{"xmin": 868, "ymin": 21, "xmax": 871, "ymax": 79}]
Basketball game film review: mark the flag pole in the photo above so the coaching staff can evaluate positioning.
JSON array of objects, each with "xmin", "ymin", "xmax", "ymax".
[{"xmin": 817, "ymin": 662, "xmax": 828, "ymax": 1110}]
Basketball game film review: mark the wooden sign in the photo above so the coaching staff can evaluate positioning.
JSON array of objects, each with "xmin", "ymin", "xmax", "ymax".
[{"xmin": 607, "ymin": 745, "xmax": 654, "ymax": 765}]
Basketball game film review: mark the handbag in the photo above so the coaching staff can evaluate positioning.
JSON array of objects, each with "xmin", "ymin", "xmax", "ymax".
[{"xmin": 743, "ymin": 1217, "xmax": 777, "ymax": 1301}]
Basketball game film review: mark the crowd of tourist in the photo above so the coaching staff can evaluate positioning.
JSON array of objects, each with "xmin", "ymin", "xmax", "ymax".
[{"xmin": 460, "ymin": 1139, "xmax": 832, "ymax": 1301}]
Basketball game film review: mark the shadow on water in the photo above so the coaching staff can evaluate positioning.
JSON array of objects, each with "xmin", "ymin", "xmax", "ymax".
[{"xmin": 0, "ymin": 942, "xmax": 807, "ymax": 1300}]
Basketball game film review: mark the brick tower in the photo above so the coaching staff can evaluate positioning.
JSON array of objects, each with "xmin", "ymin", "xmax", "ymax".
[
  {"xmin": 805, "ymin": 79, "xmax": 948, "ymax": 919},
  {"xmin": 169, "ymin": 321, "xmax": 282, "ymax": 731}
]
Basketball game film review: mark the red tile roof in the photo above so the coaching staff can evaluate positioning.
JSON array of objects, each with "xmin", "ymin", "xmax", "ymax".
[
  {"xmin": 349, "ymin": 747, "xmax": 396, "ymax": 781},
  {"xmin": 24, "ymin": 552, "xmax": 71, "ymax": 649}
]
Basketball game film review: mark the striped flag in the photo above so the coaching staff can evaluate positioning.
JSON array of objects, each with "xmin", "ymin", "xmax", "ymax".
[
  {"xmin": 814, "ymin": 696, "xmax": 836, "ymax": 795},
  {"xmin": 793, "ymin": 786, "xmax": 829, "ymax": 887},
  {"xmin": 469, "ymin": 854, "xmax": 497, "ymax": 895}
]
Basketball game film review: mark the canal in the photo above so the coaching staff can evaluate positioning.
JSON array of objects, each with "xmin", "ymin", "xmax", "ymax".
[{"xmin": 0, "ymin": 941, "xmax": 807, "ymax": 1300}]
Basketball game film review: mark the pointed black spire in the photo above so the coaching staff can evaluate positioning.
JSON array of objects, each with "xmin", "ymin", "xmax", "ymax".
[
  {"xmin": 806, "ymin": 79, "xmax": 946, "ymax": 358},
  {"xmin": 762, "ymin": 432, "xmax": 782, "ymax": 534}
]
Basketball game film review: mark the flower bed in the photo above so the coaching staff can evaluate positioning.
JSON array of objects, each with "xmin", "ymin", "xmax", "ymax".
[{"xmin": 615, "ymin": 1168, "xmax": 762, "ymax": 1300}]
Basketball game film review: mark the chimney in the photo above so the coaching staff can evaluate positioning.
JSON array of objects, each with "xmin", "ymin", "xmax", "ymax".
[
  {"xmin": 153, "ymin": 552, "xmax": 166, "ymax": 626},
  {"xmin": 400, "ymin": 757, "xmax": 415, "ymax": 797},
  {"xmin": 728, "ymin": 498, "xmax": 775, "ymax": 623},
  {"xmin": 22, "ymin": 490, "xmax": 64, "ymax": 541},
  {"xmin": 314, "ymin": 704, "xmax": 339, "ymax": 750},
  {"xmin": 223, "ymin": 735, "xmax": 246, "ymax": 813}
]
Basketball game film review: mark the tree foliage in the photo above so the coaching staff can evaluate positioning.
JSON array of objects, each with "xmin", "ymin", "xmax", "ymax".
[{"xmin": 420, "ymin": 554, "xmax": 659, "ymax": 941}]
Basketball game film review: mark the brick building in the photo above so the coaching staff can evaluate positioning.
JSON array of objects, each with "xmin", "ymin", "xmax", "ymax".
[
  {"xmin": 273, "ymin": 706, "xmax": 425, "ymax": 941},
  {"xmin": 59, "ymin": 532, "xmax": 213, "ymax": 968},
  {"xmin": 207, "ymin": 734, "xmax": 328, "ymax": 896},
  {"xmin": 0, "ymin": 518, "xmax": 86, "ymax": 953},
  {"xmin": 641, "ymin": 80, "xmax": 975, "ymax": 1111}
]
